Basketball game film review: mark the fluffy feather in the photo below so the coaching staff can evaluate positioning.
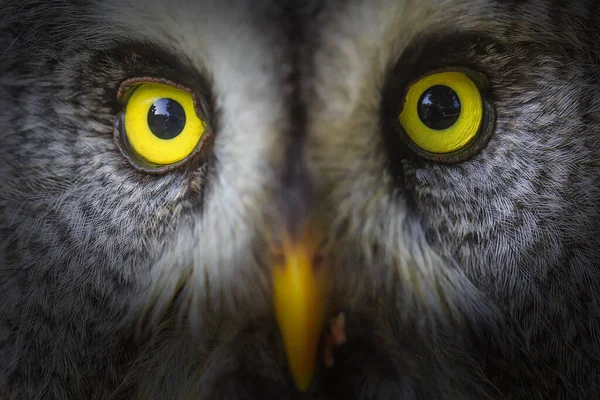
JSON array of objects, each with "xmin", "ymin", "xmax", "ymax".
[{"xmin": 1, "ymin": 0, "xmax": 599, "ymax": 398}]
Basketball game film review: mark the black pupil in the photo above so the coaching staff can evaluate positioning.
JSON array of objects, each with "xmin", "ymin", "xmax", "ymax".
[
  {"xmin": 147, "ymin": 98, "xmax": 186, "ymax": 140},
  {"xmin": 417, "ymin": 85, "xmax": 461, "ymax": 130}
]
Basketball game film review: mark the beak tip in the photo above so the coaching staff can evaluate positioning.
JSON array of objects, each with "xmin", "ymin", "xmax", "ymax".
[
  {"xmin": 279, "ymin": 335, "xmax": 318, "ymax": 392},
  {"xmin": 274, "ymin": 309, "xmax": 321, "ymax": 392},
  {"xmin": 294, "ymin": 374, "xmax": 314, "ymax": 393}
]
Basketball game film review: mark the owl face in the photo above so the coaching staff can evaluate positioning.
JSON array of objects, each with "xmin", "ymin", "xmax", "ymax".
[{"xmin": 1, "ymin": 0, "xmax": 599, "ymax": 398}]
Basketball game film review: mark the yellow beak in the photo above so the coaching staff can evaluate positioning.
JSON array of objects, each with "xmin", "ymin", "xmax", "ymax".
[{"xmin": 272, "ymin": 231, "xmax": 329, "ymax": 392}]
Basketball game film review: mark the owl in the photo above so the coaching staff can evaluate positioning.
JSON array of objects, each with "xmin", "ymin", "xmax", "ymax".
[{"xmin": 1, "ymin": 0, "xmax": 600, "ymax": 398}]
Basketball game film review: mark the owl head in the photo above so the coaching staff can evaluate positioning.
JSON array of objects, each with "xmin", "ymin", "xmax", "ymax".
[{"xmin": 1, "ymin": 0, "xmax": 599, "ymax": 398}]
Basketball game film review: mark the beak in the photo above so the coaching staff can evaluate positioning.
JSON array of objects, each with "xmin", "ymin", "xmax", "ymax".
[{"xmin": 272, "ymin": 226, "xmax": 329, "ymax": 392}]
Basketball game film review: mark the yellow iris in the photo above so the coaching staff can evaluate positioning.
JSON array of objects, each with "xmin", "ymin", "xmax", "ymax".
[
  {"xmin": 399, "ymin": 71, "xmax": 483, "ymax": 154},
  {"xmin": 123, "ymin": 82, "xmax": 206, "ymax": 165}
]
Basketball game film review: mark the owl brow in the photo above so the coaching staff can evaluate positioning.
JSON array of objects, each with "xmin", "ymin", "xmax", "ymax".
[{"xmin": 91, "ymin": 40, "xmax": 214, "ymax": 112}]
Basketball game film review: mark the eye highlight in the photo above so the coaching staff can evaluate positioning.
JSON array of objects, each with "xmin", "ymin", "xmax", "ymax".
[
  {"xmin": 116, "ymin": 80, "xmax": 207, "ymax": 169},
  {"xmin": 399, "ymin": 71, "xmax": 492, "ymax": 160}
]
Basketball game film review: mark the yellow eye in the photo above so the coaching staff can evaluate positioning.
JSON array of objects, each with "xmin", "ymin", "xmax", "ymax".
[
  {"xmin": 399, "ymin": 71, "xmax": 483, "ymax": 155},
  {"xmin": 122, "ymin": 82, "xmax": 206, "ymax": 165}
]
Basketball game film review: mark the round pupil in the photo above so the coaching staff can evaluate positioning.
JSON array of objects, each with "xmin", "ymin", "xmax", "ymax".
[
  {"xmin": 147, "ymin": 98, "xmax": 186, "ymax": 140},
  {"xmin": 417, "ymin": 85, "xmax": 461, "ymax": 130}
]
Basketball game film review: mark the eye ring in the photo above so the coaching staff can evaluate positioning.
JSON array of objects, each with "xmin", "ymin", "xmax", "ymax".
[
  {"xmin": 113, "ymin": 77, "xmax": 213, "ymax": 174},
  {"xmin": 396, "ymin": 68, "xmax": 496, "ymax": 164}
]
